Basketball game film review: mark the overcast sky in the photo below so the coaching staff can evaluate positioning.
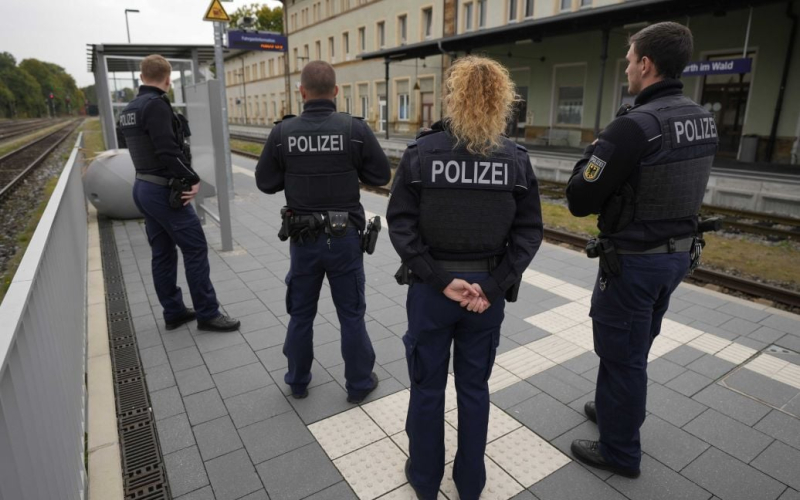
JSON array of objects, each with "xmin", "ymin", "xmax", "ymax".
[{"xmin": 0, "ymin": 0, "xmax": 282, "ymax": 87}]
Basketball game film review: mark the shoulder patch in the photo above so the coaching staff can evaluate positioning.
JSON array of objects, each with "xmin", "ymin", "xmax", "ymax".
[{"xmin": 583, "ymin": 155, "xmax": 607, "ymax": 182}]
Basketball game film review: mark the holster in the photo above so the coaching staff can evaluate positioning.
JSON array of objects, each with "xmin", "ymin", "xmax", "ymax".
[
  {"xmin": 361, "ymin": 216, "xmax": 382, "ymax": 254},
  {"xmin": 394, "ymin": 263, "xmax": 414, "ymax": 286},
  {"xmin": 505, "ymin": 279, "xmax": 522, "ymax": 303},
  {"xmin": 278, "ymin": 206, "xmax": 291, "ymax": 241},
  {"xmin": 168, "ymin": 178, "xmax": 191, "ymax": 210},
  {"xmin": 586, "ymin": 237, "xmax": 621, "ymax": 277},
  {"xmin": 325, "ymin": 211, "xmax": 349, "ymax": 237}
]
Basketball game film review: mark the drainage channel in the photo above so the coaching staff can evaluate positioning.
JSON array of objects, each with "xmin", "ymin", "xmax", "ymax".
[{"xmin": 99, "ymin": 217, "xmax": 171, "ymax": 500}]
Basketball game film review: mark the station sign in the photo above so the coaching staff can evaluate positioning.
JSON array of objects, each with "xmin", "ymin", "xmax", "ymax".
[
  {"xmin": 227, "ymin": 31, "xmax": 287, "ymax": 52},
  {"xmin": 683, "ymin": 58, "xmax": 752, "ymax": 77}
]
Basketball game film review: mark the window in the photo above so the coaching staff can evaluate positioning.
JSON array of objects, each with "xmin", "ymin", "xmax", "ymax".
[
  {"xmin": 325, "ymin": 0, "xmax": 331, "ymax": 16},
  {"xmin": 329, "ymin": 36, "xmax": 335, "ymax": 61},
  {"xmin": 358, "ymin": 83, "xmax": 369, "ymax": 117},
  {"xmin": 293, "ymin": 48, "xmax": 299, "ymax": 69},
  {"xmin": 341, "ymin": 0, "xmax": 350, "ymax": 11},
  {"xmin": 260, "ymin": 62, "xmax": 265, "ymax": 79},
  {"xmin": 272, "ymin": 100, "xmax": 277, "ymax": 117},
  {"xmin": 359, "ymin": 27, "xmax": 366, "ymax": 52},
  {"xmin": 478, "ymin": 0, "xmax": 486, "ymax": 28},
  {"xmin": 269, "ymin": 60, "xmax": 274, "ymax": 76},
  {"xmin": 226, "ymin": 70, "xmax": 231, "ymax": 83},
  {"xmin": 361, "ymin": 95, "xmax": 368, "ymax": 116},
  {"xmin": 398, "ymin": 15, "xmax": 407, "ymax": 44},
  {"xmin": 343, "ymin": 86, "xmax": 353, "ymax": 113},
  {"xmin": 463, "ymin": 2, "xmax": 473, "ymax": 31},
  {"xmin": 377, "ymin": 21, "xmax": 385, "ymax": 48},
  {"xmin": 556, "ymin": 86, "xmax": 583, "ymax": 125},
  {"xmin": 524, "ymin": 0, "xmax": 534, "ymax": 17},
  {"xmin": 580, "ymin": 0, "xmax": 591, "ymax": 6},
  {"xmin": 315, "ymin": 40, "xmax": 322, "ymax": 59},
  {"xmin": 245, "ymin": 66, "xmax": 251, "ymax": 81},
  {"xmin": 278, "ymin": 55, "xmax": 284, "ymax": 74},
  {"xmin": 560, "ymin": 0, "xmax": 571, "ymax": 11},
  {"xmin": 313, "ymin": 3, "xmax": 318, "ymax": 21},
  {"xmin": 398, "ymin": 93, "xmax": 409, "ymax": 120},
  {"xmin": 508, "ymin": 0, "xmax": 517, "ymax": 22},
  {"xmin": 304, "ymin": 44, "xmax": 310, "ymax": 63},
  {"xmin": 343, "ymin": 32, "xmax": 350, "ymax": 58},
  {"xmin": 422, "ymin": 8, "xmax": 433, "ymax": 39}
]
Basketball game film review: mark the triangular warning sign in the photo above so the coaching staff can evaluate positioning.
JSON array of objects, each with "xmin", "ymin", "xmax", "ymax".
[{"xmin": 203, "ymin": 0, "xmax": 230, "ymax": 22}]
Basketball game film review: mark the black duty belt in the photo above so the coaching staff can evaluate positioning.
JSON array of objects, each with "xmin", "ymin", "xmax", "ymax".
[
  {"xmin": 135, "ymin": 173, "xmax": 170, "ymax": 186},
  {"xmin": 616, "ymin": 237, "xmax": 695, "ymax": 255},
  {"xmin": 437, "ymin": 258, "xmax": 498, "ymax": 272}
]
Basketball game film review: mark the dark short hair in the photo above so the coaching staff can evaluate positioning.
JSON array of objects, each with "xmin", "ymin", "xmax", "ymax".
[
  {"xmin": 629, "ymin": 22, "xmax": 693, "ymax": 79},
  {"xmin": 300, "ymin": 61, "xmax": 336, "ymax": 97}
]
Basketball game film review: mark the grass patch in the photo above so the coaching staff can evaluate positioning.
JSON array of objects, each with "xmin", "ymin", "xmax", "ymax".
[
  {"xmin": 81, "ymin": 118, "xmax": 106, "ymax": 162},
  {"xmin": 0, "ymin": 175, "xmax": 61, "ymax": 302},
  {"xmin": 0, "ymin": 123, "xmax": 68, "ymax": 158},
  {"xmin": 231, "ymin": 139, "xmax": 264, "ymax": 156},
  {"xmin": 541, "ymin": 202, "xmax": 600, "ymax": 237}
]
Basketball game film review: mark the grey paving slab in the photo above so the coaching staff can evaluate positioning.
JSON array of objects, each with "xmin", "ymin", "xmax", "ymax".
[
  {"xmin": 202, "ymin": 343, "xmax": 259, "ymax": 375},
  {"xmin": 145, "ymin": 363, "xmax": 176, "ymax": 392},
  {"xmin": 225, "ymin": 385, "xmax": 293, "ymax": 429},
  {"xmin": 527, "ymin": 365, "xmax": 594, "ymax": 405},
  {"xmin": 303, "ymin": 482, "xmax": 358, "ymax": 500},
  {"xmin": 288, "ymin": 380, "xmax": 352, "ymax": 424},
  {"xmin": 313, "ymin": 340, "xmax": 344, "ymax": 369},
  {"xmin": 372, "ymin": 336, "xmax": 407, "ymax": 365},
  {"xmin": 508, "ymin": 392, "xmax": 585, "ymax": 440},
  {"xmin": 194, "ymin": 331, "xmax": 247, "ymax": 354},
  {"xmin": 238, "ymin": 490, "xmax": 269, "ymax": 500},
  {"xmin": 271, "ymin": 365, "xmax": 334, "ymax": 395},
  {"xmin": 681, "ymin": 306, "xmax": 733, "ymax": 328},
  {"xmin": 169, "ymin": 346, "xmax": 206, "ymax": 373},
  {"xmin": 156, "ymin": 413, "xmax": 196, "ymax": 455},
  {"xmin": 665, "ymin": 371, "xmax": 714, "ymax": 397},
  {"xmin": 640, "ymin": 415, "xmax": 709, "ymax": 472},
  {"xmin": 175, "ymin": 365, "xmax": 216, "ymax": 397},
  {"xmin": 213, "ymin": 362, "xmax": 274, "ymax": 399},
  {"xmin": 682, "ymin": 447, "xmax": 785, "ymax": 500},
  {"xmin": 560, "ymin": 351, "xmax": 600, "ymax": 376},
  {"xmin": 751, "ymin": 439, "xmax": 800, "ymax": 492},
  {"xmin": 608, "ymin": 454, "xmax": 711, "ymax": 500},
  {"xmin": 243, "ymin": 324, "xmax": 288, "ymax": 352},
  {"xmin": 256, "ymin": 443, "xmax": 343, "ymax": 500},
  {"xmin": 218, "ymin": 286, "xmax": 257, "ymax": 306},
  {"xmin": 508, "ymin": 327, "xmax": 551, "ymax": 346},
  {"xmin": 193, "ymin": 415, "xmax": 243, "ymax": 461},
  {"xmin": 256, "ymin": 344, "xmax": 288, "ymax": 372},
  {"xmin": 723, "ymin": 369, "xmax": 799, "ymax": 408},
  {"xmin": 785, "ymin": 393, "xmax": 800, "ymax": 417},
  {"xmin": 755, "ymin": 410, "xmax": 800, "ymax": 450},
  {"xmin": 175, "ymin": 486, "xmax": 215, "ymax": 500},
  {"xmin": 646, "ymin": 384, "xmax": 707, "ymax": 428},
  {"xmin": 719, "ymin": 317, "xmax": 761, "ymax": 336},
  {"xmin": 312, "ymin": 322, "xmax": 342, "ymax": 347},
  {"xmin": 686, "ymin": 355, "xmax": 736, "ymax": 380},
  {"xmin": 369, "ymin": 304, "xmax": 408, "ymax": 328},
  {"xmin": 512, "ymin": 490, "xmax": 539, "ymax": 500},
  {"xmin": 776, "ymin": 334, "xmax": 800, "ymax": 353},
  {"xmin": 184, "ymin": 388, "xmax": 228, "ymax": 426},
  {"xmin": 238, "ymin": 311, "xmax": 282, "ymax": 333},
  {"xmin": 205, "ymin": 448, "xmax": 265, "ymax": 500},
  {"xmin": 760, "ymin": 314, "xmax": 800, "ymax": 335},
  {"xmin": 779, "ymin": 490, "xmax": 800, "ymax": 500},
  {"xmin": 715, "ymin": 302, "xmax": 771, "ymax": 323},
  {"xmin": 491, "ymin": 380, "xmax": 542, "ymax": 410},
  {"xmin": 501, "ymin": 315, "xmax": 538, "ymax": 336},
  {"xmin": 683, "ymin": 409, "xmax": 773, "ymax": 463},
  {"xmin": 692, "ymin": 384, "xmax": 772, "ymax": 426},
  {"xmin": 648, "ymin": 358, "xmax": 689, "ymax": 385},
  {"xmin": 162, "ymin": 330, "xmax": 197, "ymax": 352},
  {"xmin": 164, "ymin": 446, "xmax": 210, "ymax": 497},
  {"xmin": 140, "ymin": 344, "xmax": 169, "ymax": 369},
  {"xmin": 137, "ymin": 329, "xmax": 164, "ymax": 352},
  {"xmin": 530, "ymin": 462, "xmax": 626, "ymax": 500},
  {"xmin": 736, "ymin": 336, "xmax": 770, "ymax": 352},
  {"xmin": 680, "ymin": 291, "xmax": 729, "ymax": 310},
  {"xmin": 239, "ymin": 411, "xmax": 316, "ymax": 464},
  {"xmin": 151, "ymin": 386, "xmax": 185, "ymax": 421},
  {"xmin": 382, "ymin": 358, "xmax": 411, "ymax": 388}
]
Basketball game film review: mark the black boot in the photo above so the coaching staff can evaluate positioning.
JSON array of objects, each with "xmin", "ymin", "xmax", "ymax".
[
  {"xmin": 197, "ymin": 314, "xmax": 240, "ymax": 332},
  {"xmin": 585, "ymin": 401, "xmax": 597, "ymax": 424},
  {"xmin": 347, "ymin": 372, "xmax": 379, "ymax": 404},
  {"xmin": 165, "ymin": 308, "xmax": 196, "ymax": 331},
  {"xmin": 571, "ymin": 440, "xmax": 640, "ymax": 478}
]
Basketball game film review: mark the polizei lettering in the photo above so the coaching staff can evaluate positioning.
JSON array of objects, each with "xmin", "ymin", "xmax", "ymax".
[
  {"xmin": 119, "ymin": 112, "xmax": 137, "ymax": 127},
  {"xmin": 287, "ymin": 134, "xmax": 345, "ymax": 153},
  {"xmin": 673, "ymin": 116, "xmax": 718, "ymax": 145},
  {"xmin": 430, "ymin": 160, "xmax": 508, "ymax": 186}
]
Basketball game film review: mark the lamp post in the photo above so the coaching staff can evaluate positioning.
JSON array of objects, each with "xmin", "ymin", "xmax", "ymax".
[{"xmin": 125, "ymin": 9, "xmax": 140, "ymax": 92}]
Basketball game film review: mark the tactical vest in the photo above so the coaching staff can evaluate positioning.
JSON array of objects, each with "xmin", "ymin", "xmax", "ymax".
[
  {"xmin": 118, "ymin": 92, "xmax": 189, "ymax": 175},
  {"xmin": 412, "ymin": 133, "xmax": 521, "ymax": 257},
  {"xmin": 628, "ymin": 95, "xmax": 718, "ymax": 221},
  {"xmin": 279, "ymin": 112, "xmax": 359, "ymax": 214}
]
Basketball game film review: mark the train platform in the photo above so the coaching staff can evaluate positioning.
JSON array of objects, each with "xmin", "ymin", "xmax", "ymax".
[{"xmin": 102, "ymin": 153, "xmax": 800, "ymax": 500}]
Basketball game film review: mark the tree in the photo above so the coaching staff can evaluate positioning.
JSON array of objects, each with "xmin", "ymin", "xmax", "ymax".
[
  {"xmin": 229, "ymin": 3, "xmax": 283, "ymax": 33},
  {"xmin": 0, "ymin": 79, "xmax": 15, "ymax": 118},
  {"xmin": 81, "ymin": 84, "xmax": 97, "ymax": 105},
  {"xmin": 0, "ymin": 67, "xmax": 45, "ymax": 117}
]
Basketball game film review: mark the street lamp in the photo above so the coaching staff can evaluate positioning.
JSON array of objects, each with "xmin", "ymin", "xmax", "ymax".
[{"xmin": 125, "ymin": 9, "xmax": 140, "ymax": 93}]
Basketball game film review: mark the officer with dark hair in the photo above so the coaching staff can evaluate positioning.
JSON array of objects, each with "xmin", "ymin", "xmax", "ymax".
[
  {"xmin": 388, "ymin": 56, "xmax": 542, "ymax": 499},
  {"xmin": 566, "ymin": 22, "xmax": 717, "ymax": 478},
  {"xmin": 118, "ymin": 54, "xmax": 240, "ymax": 333},
  {"xmin": 255, "ymin": 60, "xmax": 391, "ymax": 402}
]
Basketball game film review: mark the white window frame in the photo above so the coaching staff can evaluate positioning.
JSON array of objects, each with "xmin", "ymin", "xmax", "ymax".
[
  {"xmin": 477, "ymin": 0, "xmax": 487, "ymax": 28},
  {"xmin": 398, "ymin": 93, "xmax": 410, "ymax": 121},
  {"xmin": 423, "ymin": 7, "xmax": 433, "ymax": 39},
  {"xmin": 463, "ymin": 2, "xmax": 474, "ymax": 32},
  {"xmin": 524, "ymin": 0, "xmax": 534, "ymax": 18}
]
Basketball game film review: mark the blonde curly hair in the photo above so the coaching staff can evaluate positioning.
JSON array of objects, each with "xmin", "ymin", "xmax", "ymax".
[{"xmin": 443, "ymin": 56, "xmax": 517, "ymax": 156}]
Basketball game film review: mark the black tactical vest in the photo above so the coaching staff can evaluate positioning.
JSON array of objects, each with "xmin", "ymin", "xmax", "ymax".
[
  {"xmin": 279, "ymin": 112, "xmax": 359, "ymax": 214},
  {"xmin": 412, "ymin": 132, "xmax": 521, "ymax": 258},
  {"xmin": 118, "ymin": 92, "xmax": 164, "ymax": 174},
  {"xmin": 628, "ymin": 95, "xmax": 717, "ymax": 221}
]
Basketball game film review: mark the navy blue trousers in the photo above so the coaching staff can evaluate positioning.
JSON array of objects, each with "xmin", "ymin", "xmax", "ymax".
[
  {"xmin": 283, "ymin": 227, "xmax": 376, "ymax": 397},
  {"xmin": 132, "ymin": 180, "xmax": 220, "ymax": 322},
  {"xmin": 591, "ymin": 253, "xmax": 690, "ymax": 470},
  {"xmin": 404, "ymin": 272, "xmax": 505, "ymax": 500}
]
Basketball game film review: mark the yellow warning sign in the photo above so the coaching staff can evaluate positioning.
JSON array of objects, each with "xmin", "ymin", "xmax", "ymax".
[{"xmin": 203, "ymin": 0, "xmax": 230, "ymax": 22}]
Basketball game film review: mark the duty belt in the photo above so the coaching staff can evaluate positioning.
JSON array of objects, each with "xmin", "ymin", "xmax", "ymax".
[
  {"xmin": 616, "ymin": 237, "xmax": 695, "ymax": 255},
  {"xmin": 437, "ymin": 258, "xmax": 498, "ymax": 272},
  {"xmin": 135, "ymin": 173, "xmax": 170, "ymax": 186}
]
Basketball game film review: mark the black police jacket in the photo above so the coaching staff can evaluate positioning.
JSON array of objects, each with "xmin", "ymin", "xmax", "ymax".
[
  {"xmin": 255, "ymin": 99, "xmax": 391, "ymax": 230},
  {"xmin": 387, "ymin": 121, "xmax": 543, "ymax": 304},
  {"xmin": 117, "ymin": 85, "xmax": 199, "ymax": 184},
  {"xmin": 566, "ymin": 79, "xmax": 717, "ymax": 251}
]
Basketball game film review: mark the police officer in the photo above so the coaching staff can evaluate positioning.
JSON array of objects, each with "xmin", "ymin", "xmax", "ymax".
[
  {"xmin": 566, "ymin": 23, "xmax": 717, "ymax": 478},
  {"xmin": 255, "ymin": 60, "xmax": 391, "ymax": 402},
  {"xmin": 388, "ymin": 56, "xmax": 543, "ymax": 499},
  {"xmin": 119, "ymin": 54, "xmax": 240, "ymax": 333}
]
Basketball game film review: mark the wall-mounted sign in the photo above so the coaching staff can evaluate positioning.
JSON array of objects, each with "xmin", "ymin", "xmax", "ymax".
[
  {"xmin": 683, "ymin": 58, "xmax": 752, "ymax": 77},
  {"xmin": 227, "ymin": 31, "xmax": 287, "ymax": 52}
]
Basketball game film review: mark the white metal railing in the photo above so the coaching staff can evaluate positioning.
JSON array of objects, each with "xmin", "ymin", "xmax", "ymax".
[{"xmin": 0, "ymin": 133, "xmax": 88, "ymax": 500}]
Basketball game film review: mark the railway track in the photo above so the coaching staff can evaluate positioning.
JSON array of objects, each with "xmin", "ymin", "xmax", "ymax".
[
  {"xmin": 0, "ymin": 120, "xmax": 82, "ymax": 202},
  {"xmin": 0, "ymin": 119, "xmax": 57, "ymax": 142}
]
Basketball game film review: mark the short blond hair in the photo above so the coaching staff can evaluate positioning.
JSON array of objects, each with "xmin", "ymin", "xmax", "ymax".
[
  {"xmin": 140, "ymin": 55, "xmax": 172, "ymax": 83},
  {"xmin": 443, "ymin": 56, "xmax": 517, "ymax": 156}
]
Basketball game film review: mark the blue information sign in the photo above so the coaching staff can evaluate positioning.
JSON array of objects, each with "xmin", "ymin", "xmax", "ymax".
[
  {"xmin": 683, "ymin": 58, "xmax": 752, "ymax": 77},
  {"xmin": 227, "ymin": 31, "xmax": 287, "ymax": 52}
]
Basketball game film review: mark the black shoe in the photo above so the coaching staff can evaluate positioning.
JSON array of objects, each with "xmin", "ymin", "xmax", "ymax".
[
  {"xmin": 405, "ymin": 458, "xmax": 424, "ymax": 500},
  {"xmin": 571, "ymin": 440, "xmax": 640, "ymax": 478},
  {"xmin": 585, "ymin": 401, "xmax": 597, "ymax": 424},
  {"xmin": 197, "ymin": 314, "xmax": 241, "ymax": 332},
  {"xmin": 347, "ymin": 372, "xmax": 379, "ymax": 404},
  {"xmin": 165, "ymin": 308, "xmax": 196, "ymax": 331},
  {"xmin": 291, "ymin": 387, "xmax": 309, "ymax": 399}
]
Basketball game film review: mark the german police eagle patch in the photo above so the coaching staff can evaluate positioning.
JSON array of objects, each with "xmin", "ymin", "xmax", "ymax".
[{"xmin": 583, "ymin": 155, "xmax": 606, "ymax": 182}]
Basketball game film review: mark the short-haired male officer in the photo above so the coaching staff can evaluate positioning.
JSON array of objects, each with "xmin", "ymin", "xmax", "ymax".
[
  {"xmin": 255, "ymin": 60, "xmax": 391, "ymax": 402},
  {"xmin": 119, "ymin": 54, "xmax": 240, "ymax": 332},
  {"xmin": 566, "ymin": 22, "xmax": 717, "ymax": 478}
]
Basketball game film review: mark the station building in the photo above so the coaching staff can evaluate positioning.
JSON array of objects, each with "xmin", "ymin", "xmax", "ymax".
[{"xmin": 225, "ymin": 0, "xmax": 800, "ymax": 164}]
